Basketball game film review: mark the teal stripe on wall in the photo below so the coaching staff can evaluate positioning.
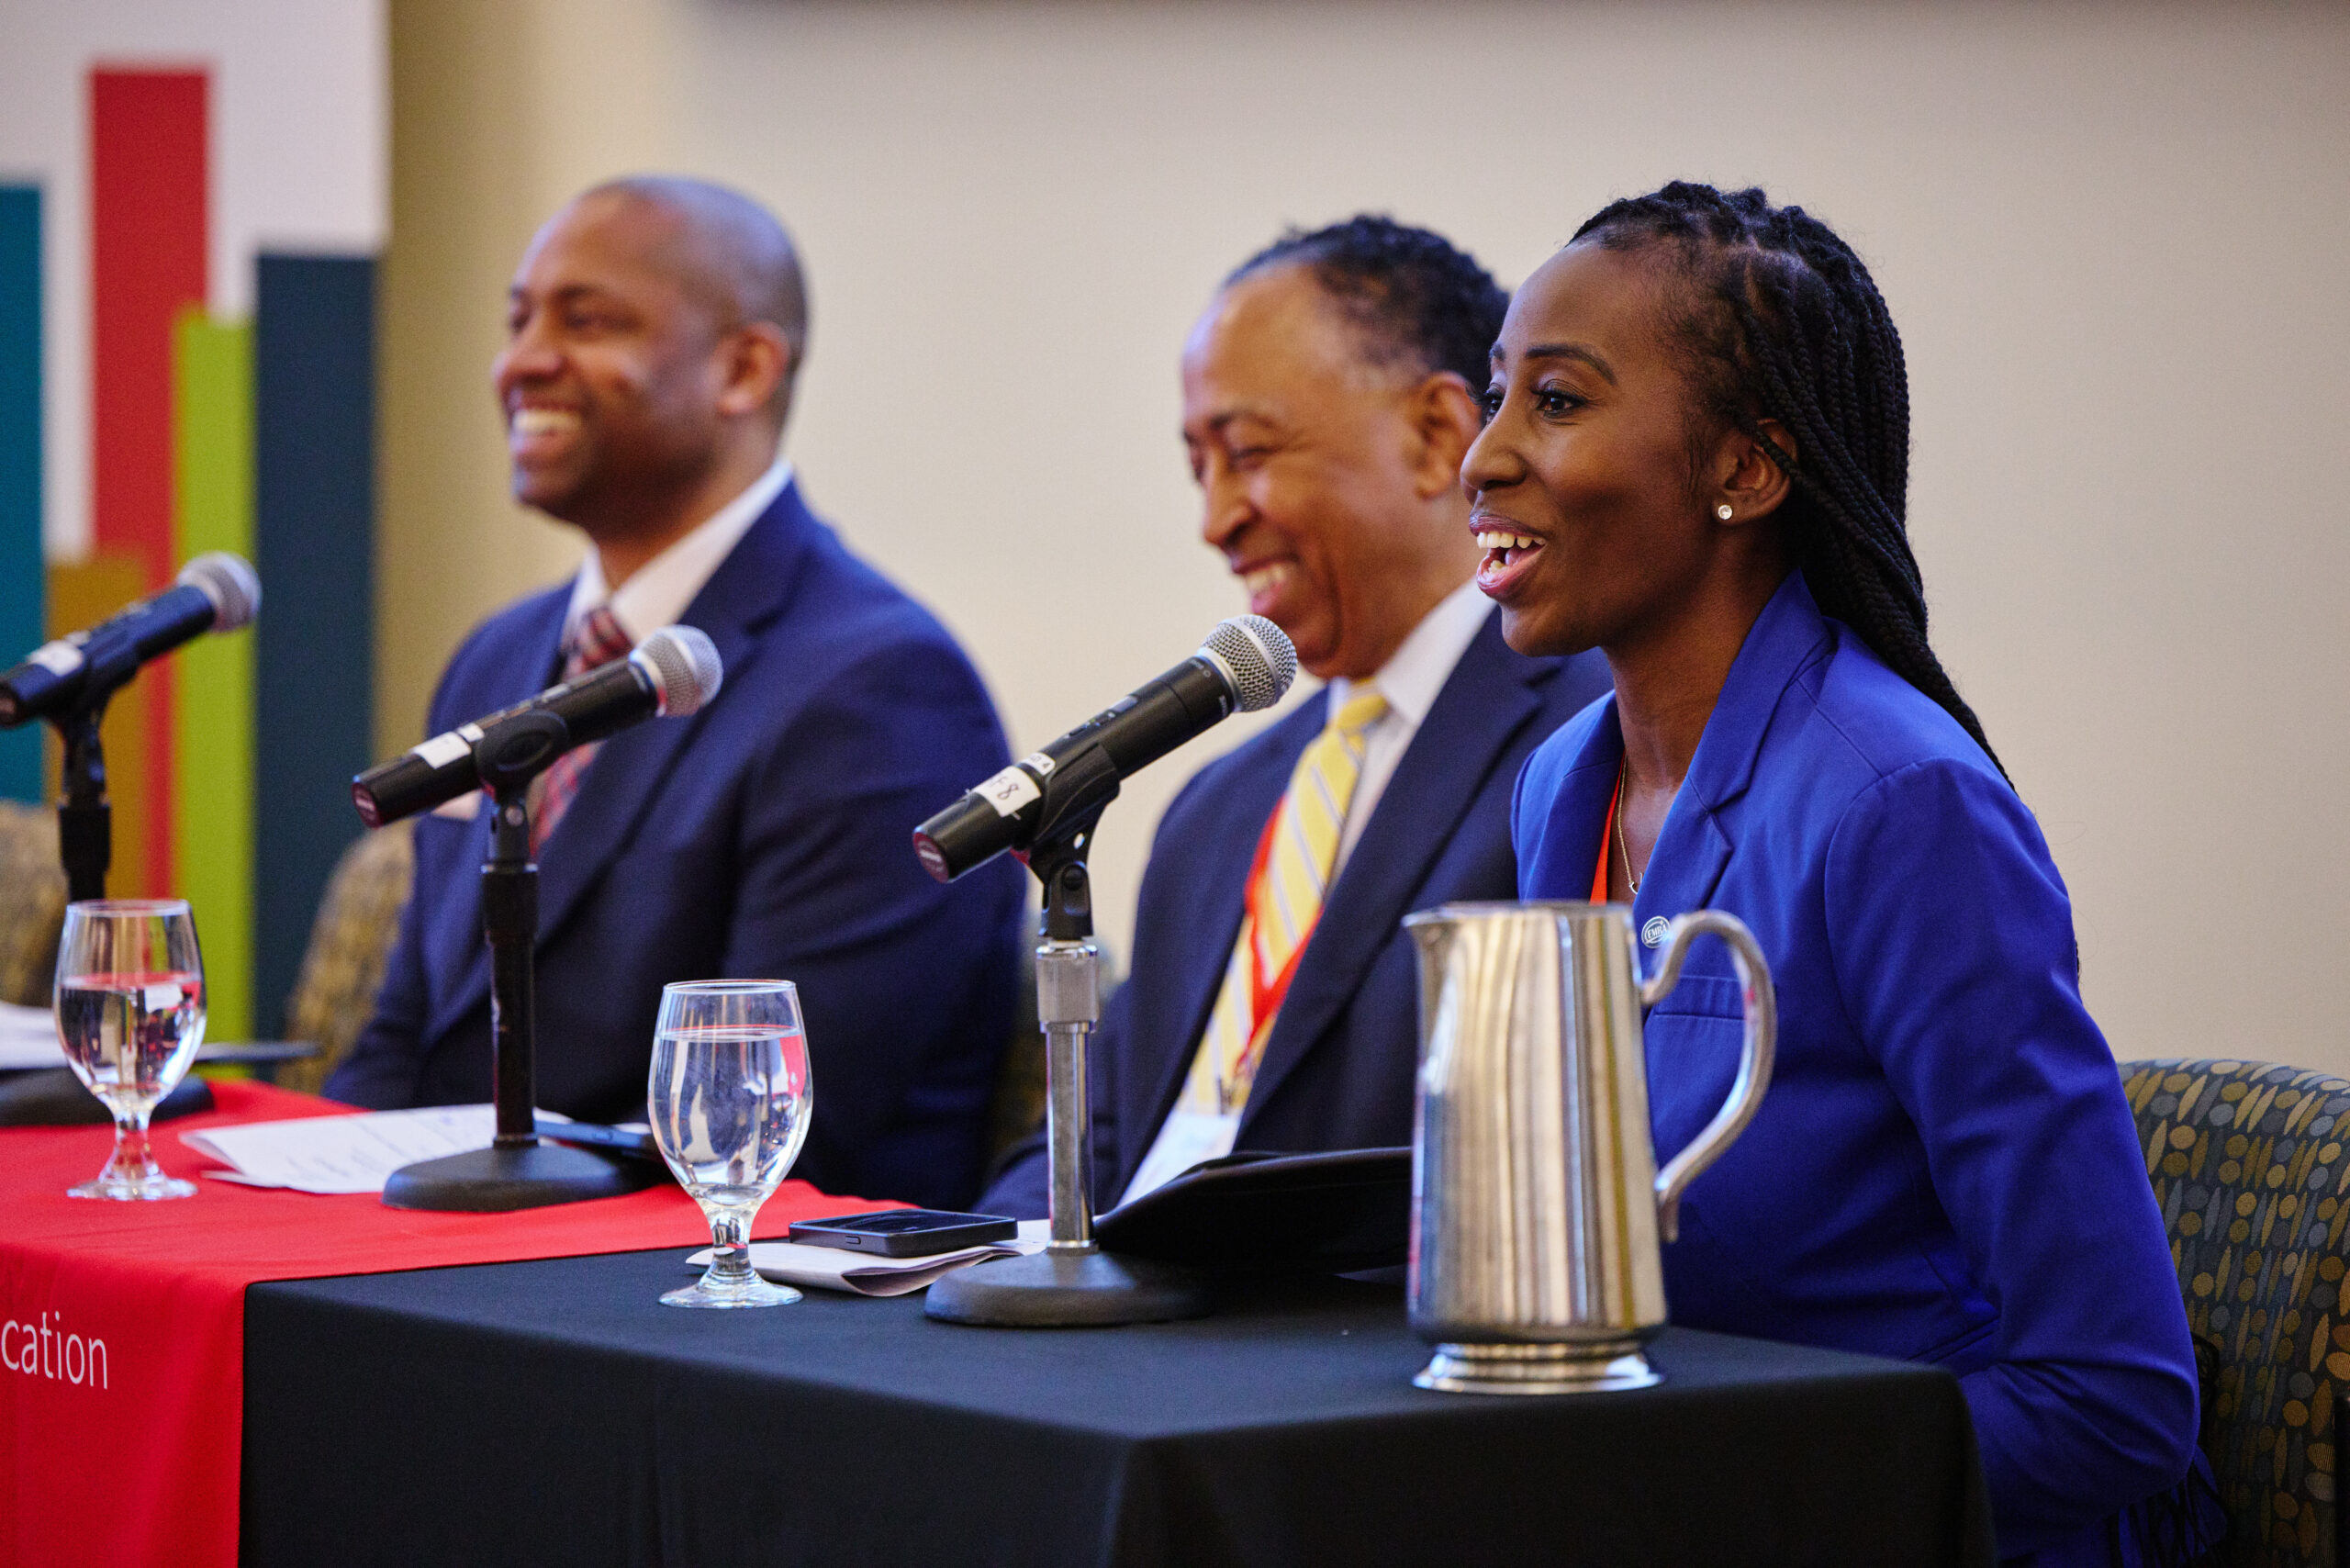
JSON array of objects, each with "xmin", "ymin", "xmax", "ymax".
[
  {"xmin": 0, "ymin": 187, "xmax": 41, "ymax": 803},
  {"xmin": 253, "ymin": 253, "xmax": 375, "ymax": 1037}
]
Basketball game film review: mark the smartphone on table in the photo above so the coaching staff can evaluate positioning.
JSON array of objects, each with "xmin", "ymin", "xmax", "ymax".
[{"xmin": 787, "ymin": 1209, "xmax": 1017, "ymax": 1257}]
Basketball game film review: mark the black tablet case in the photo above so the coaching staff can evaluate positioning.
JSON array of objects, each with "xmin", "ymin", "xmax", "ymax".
[{"xmin": 1092, "ymin": 1146, "xmax": 1411, "ymax": 1273}]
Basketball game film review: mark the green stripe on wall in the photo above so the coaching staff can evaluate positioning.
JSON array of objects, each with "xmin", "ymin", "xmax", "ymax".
[{"xmin": 173, "ymin": 309, "xmax": 253, "ymax": 1041}]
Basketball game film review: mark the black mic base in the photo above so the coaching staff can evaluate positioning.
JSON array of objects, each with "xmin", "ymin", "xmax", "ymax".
[
  {"xmin": 923, "ymin": 1245, "xmax": 1209, "ymax": 1327},
  {"xmin": 381, "ymin": 1138, "xmax": 662, "ymax": 1213}
]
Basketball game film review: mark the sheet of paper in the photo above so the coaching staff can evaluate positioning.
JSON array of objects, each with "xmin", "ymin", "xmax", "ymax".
[
  {"xmin": 184, "ymin": 1104, "xmax": 534, "ymax": 1194},
  {"xmin": 0, "ymin": 1001, "xmax": 64, "ymax": 1070},
  {"xmin": 688, "ymin": 1220, "xmax": 1050, "ymax": 1297}
]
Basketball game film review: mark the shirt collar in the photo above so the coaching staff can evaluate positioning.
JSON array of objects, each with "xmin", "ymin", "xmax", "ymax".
[
  {"xmin": 1326, "ymin": 577, "xmax": 1494, "ymax": 729},
  {"xmin": 565, "ymin": 452, "xmax": 794, "ymax": 643}
]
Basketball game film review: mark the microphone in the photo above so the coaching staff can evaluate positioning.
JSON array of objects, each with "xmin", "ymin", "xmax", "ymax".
[
  {"xmin": 914, "ymin": 615, "xmax": 1296, "ymax": 882},
  {"xmin": 0, "ymin": 553, "xmax": 261, "ymax": 728},
  {"xmin": 351, "ymin": 624, "xmax": 723, "ymax": 829}
]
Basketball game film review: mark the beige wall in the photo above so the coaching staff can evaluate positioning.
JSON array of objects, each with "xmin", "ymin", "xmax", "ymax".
[{"xmin": 382, "ymin": 0, "xmax": 2350, "ymax": 1072}]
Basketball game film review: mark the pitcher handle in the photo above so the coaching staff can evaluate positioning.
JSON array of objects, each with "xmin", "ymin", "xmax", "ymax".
[{"xmin": 1639, "ymin": 909, "xmax": 1777, "ymax": 1244}]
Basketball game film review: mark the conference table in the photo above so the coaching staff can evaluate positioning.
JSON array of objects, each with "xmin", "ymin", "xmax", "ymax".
[{"xmin": 4, "ymin": 1086, "xmax": 1997, "ymax": 1567}]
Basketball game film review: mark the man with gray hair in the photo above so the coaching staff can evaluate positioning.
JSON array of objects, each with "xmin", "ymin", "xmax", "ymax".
[
  {"xmin": 331, "ymin": 178, "xmax": 1024, "ymax": 1209},
  {"xmin": 982, "ymin": 217, "xmax": 1610, "ymax": 1215}
]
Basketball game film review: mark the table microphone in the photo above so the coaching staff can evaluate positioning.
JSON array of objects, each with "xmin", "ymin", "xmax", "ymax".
[
  {"xmin": 351, "ymin": 624, "xmax": 722, "ymax": 828},
  {"xmin": 914, "ymin": 614, "xmax": 1296, "ymax": 882},
  {"xmin": 0, "ymin": 553, "xmax": 261, "ymax": 727}
]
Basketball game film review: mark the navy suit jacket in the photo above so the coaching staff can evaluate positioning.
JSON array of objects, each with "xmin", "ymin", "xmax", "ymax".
[
  {"xmin": 982, "ymin": 612, "xmax": 1610, "ymax": 1215},
  {"xmin": 1515, "ymin": 574, "xmax": 2202, "ymax": 1565},
  {"xmin": 330, "ymin": 481, "xmax": 1026, "ymax": 1209}
]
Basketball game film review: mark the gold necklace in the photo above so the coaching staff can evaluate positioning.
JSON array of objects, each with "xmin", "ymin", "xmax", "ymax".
[{"xmin": 1616, "ymin": 758, "xmax": 1641, "ymax": 899}]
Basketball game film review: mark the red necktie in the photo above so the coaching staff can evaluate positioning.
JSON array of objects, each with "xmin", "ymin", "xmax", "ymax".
[{"xmin": 528, "ymin": 605, "xmax": 632, "ymax": 853}]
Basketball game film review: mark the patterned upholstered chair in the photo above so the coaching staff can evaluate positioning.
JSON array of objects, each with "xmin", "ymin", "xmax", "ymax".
[
  {"xmin": 275, "ymin": 822, "xmax": 414, "ymax": 1096},
  {"xmin": 0, "ymin": 801, "xmax": 67, "ymax": 1007},
  {"xmin": 2124, "ymin": 1058, "xmax": 2350, "ymax": 1566}
]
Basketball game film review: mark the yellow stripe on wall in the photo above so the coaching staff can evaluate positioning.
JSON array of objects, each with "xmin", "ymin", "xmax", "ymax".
[{"xmin": 173, "ymin": 309, "xmax": 254, "ymax": 1042}]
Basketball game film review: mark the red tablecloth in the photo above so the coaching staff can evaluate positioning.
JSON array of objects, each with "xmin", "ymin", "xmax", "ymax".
[{"xmin": 0, "ymin": 1081, "xmax": 893, "ymax": 1568}]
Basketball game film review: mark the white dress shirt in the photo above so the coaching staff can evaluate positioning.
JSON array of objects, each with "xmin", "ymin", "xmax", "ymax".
[
  {"xmin": 562, "ymin": 453, "xmax": 795, "ymax": 644},
  {"xmin": 1322, "ymin": 577, "xmax": 1494, "ymax": 875}
]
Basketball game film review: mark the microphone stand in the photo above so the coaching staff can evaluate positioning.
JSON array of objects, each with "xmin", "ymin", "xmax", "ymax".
[
  {"xmin": 382, "ymin": 714, "xmax": 661, "ymax": 1212},
  {"xmin": 54, "ymin": 706, "xmax": 112, "ymax": 903},
  {"xmin": 925, "ymin": 808, "xmax": 1208, "ymax": 1327},
  {"xmin": 14, "ymin": 689, "xmax": 216, "ymax": 1126},
  {"xmin": 39, "ymin": 634, "xmax": 144, "ymax": 900}
]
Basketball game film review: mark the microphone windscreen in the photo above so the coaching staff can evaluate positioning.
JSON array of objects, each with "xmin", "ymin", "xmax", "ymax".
[
  {"xmin": 637, "ymin": 625, "xmax": 722, "ymax": 716},
  {"xmin": 180, "ymin": 553, "xmax": 260, "ymax": 632},
  {"xmin": 1201, "ymin": 614, "xmax": 1296, "ymax": 712}
]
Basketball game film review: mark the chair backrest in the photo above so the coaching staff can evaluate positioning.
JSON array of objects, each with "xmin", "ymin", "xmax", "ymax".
[
  {"xmin": 0, "ymin": 801, "xmax": 66, "ymax": 1007},
  {"xmin": 2124, "ymin": 1058, "xmax": 2350, "ymax": 1566},
  {"xmin": 275, "ymin": 821, "xmax": 414, "ymax": 1096}
]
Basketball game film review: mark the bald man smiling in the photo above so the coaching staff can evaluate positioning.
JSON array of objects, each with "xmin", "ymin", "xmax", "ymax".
[{"xmin": 330, "ymin": 178, "xmax": 1025, "ymax": 1209}]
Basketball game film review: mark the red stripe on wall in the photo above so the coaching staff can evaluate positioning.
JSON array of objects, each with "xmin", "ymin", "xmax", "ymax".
[{"xmin": 91, "ymin": 68, "xmax": 208, "ymax": 897}]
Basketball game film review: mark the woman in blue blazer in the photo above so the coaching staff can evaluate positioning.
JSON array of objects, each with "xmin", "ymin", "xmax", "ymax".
[{"xmin": 1462, "ymin": 184, "xmax": 2210, "ymax": 1565}]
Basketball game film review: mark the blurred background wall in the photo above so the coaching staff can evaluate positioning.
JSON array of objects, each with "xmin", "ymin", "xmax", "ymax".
[
  {"xmin": 2, "ymin": 0, "xmax": 2344, "ymax": 1076},
  {"xmin": 0, "ymin": 0, "xmax": 383, "ymax": 1037},
  {"xmin": 386, "ymin": 0, "xmax": 2350, "ymax": 1074}
]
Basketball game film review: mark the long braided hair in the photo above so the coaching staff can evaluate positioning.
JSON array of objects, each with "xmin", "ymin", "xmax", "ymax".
[{"xmin": 1572, "ymin": 182, "xmax": 2003, "ymax": 777}]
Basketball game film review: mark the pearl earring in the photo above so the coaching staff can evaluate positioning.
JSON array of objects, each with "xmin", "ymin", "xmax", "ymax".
[{"xmin": 1716, "ymin": 503, "xmax": 1734, "ymax": 521}]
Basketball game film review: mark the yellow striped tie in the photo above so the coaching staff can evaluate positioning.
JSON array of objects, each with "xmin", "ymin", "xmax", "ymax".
[{"xmin": 1175, "ymin": 686, "xmax": 1390, "ymax": 1117}]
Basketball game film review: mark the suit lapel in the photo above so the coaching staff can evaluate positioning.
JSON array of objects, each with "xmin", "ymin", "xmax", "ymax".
[
  {"xmin": 1123, "ymin": 697, "xmax": 1321, "ymax": 1176},
  {"xmin": 428, "ymin": 486, "xmax": 815, "ymax": 1037},
  {"xmin": 1631, "ymin": 573, "xmax": 1830, "ymax": 936},
  {"xmin": 421, "ymin": 595, "xmax": 565, "ymax": 1041},
  {"xmin": 1237, "ymin": 615, "xmax": 1550, "ymax": 1134},
  {"xmin": 1630, "ymin": 798, "xmax": 1736, "ymax": 940},
  {"xmin": 533, "ymin": 484, "xmax": 813, "ymax": 944}
]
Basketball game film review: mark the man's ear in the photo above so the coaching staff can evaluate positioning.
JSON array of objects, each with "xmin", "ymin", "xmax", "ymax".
[
  {"xmin": 1712, "ymin": 418, "xmax": 1796, "ymax": 524},
  {"xmin": 715, "ymin": 322, "xmax": 791, "ymax": 420},
  {"xmin": 1406, "ymin": 371, "xmax": 1484, "ymax": 500}
]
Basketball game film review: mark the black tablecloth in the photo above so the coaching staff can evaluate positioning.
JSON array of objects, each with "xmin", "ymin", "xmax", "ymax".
[{"xmin": 242, "ymin": 1250, "xmax": 1994, "ymax": 1567}]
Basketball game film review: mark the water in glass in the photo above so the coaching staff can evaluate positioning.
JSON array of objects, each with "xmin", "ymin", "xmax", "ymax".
[
  {"xmin": 56, "ymin": 901, "xmax": 207, "ymax": 1200},
  {"xmin": 58, "ymin": 972, "xmax": 206, "ymax": 1112},
  {"xmin": 649, "ymin": 980, "xmax": 811, "ymax": 1307}
]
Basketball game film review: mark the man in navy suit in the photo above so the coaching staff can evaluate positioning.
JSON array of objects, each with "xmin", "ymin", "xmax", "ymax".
[
  {"xmin": 981, "ymin": 218, "xmax": 1610, "ymax": 1215},
  {"xmin": 330, "ymin": 177, "xmax": 1024, "ymax": 1209}
]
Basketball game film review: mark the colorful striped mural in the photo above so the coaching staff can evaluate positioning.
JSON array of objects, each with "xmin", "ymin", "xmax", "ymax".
[{"xmin": 0, "ymin": 58, "xmax": 378, "ymax": 1043}]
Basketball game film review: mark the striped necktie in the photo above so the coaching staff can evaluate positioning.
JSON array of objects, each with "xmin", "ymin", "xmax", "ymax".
[
  {"xmin": 1171, "ymin": 686, "xmax": 1390, "ymax": 1118},
  {"xmin": 528, "ymin": 604, "xmax": 632, "ymax": 853}
]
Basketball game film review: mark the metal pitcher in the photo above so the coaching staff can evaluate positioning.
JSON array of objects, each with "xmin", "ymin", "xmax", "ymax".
[{"xmin": 1403, "ymin": 901, "xmax": 1775, "ymax": 1394}]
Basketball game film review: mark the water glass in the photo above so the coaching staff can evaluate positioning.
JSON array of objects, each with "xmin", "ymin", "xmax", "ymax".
[
  {"xmin": 55, "ymin": 899, "xmax": 207, "ymax": 1201},
  {"xmin": 648, "ymin": 980, "xmax": 812, "ymax": 1308}
]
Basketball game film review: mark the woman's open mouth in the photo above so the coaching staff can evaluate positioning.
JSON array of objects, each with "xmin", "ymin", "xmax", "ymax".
[{"xmin": 1472, "ymin": 527, "xmax": 1544, "ymax": 599}]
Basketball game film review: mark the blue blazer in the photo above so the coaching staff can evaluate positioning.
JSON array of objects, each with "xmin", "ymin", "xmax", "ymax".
[
  {"xmin": 982, "ymin": 612, "xmax": 1611, "ymax": 1216},
  {"xmin": 1515, "ymin": 575, "xmax": 2199, "ymax": 1564},
  {"xmin": 330, "ymin": 482, "xmax": 1027, "ymax": 1210}
]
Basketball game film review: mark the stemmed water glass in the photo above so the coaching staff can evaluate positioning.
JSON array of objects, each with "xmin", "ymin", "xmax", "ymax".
[
  {"xmin": 55, "ymin": 899, "xmax": 207, "ymax": 1201},
  {"xmin": 648, "ymin": 980, "xmax": 813, "ymax": 1308}
]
